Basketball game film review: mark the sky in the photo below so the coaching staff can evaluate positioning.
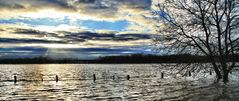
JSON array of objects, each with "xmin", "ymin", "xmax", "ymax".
[{"xmin": 0, "ymin": 0, "xmax": 160, "ymax": 59}]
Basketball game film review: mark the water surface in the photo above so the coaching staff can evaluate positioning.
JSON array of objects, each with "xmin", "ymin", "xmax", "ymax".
[{"xmin": 0, "ymin": 64, "xmax": 238, "ymax": 100}]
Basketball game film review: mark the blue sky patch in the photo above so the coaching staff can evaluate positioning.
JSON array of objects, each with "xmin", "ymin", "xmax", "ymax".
[{"xmin": 0, "ymin": 17, "xmax": 129, "ymax": 32}]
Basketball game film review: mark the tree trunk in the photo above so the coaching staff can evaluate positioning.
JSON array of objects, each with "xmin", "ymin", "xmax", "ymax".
[
  {"xmin": 216, "ymin": 71, "xmax": 222, "ymax": 82},
  {"xmin": 223, "ymin": 71, "xmax": 229, "ymax": 83},
  {"xmin": 211, "ymin": 62, "xmax": 222, "ymax": 82},
  {"xmin": 221, "ymin": 62, "xmax": 229, "ymax": 83}
]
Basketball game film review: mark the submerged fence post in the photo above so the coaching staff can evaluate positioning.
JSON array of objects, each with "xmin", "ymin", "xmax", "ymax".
[
  {"xmin": 188, "ymin": 71, "xmax": 191, "ymax": 77},
  {"xmin": 127, "ymin": 75, "xmax": 130, "ymax": 80},
  {"xmin": 56, "ymin": 75, "xmax": 58, "ymax": 82},
  {"xmin": 14, "ymin": 75, "xmax": 17, "ymax": 83},
  {"xmin": 93, "ymin": 74, "xmax": 96, "ymax": 82},
  {"xmin": 161, "ymin": 72, "xmax": 164, "ymax": 79},
  {"xmin": 112, "ymin": 75, "xmax": 115, "ymax": 80},
  {"xmin": 40, "ymin": 74, "xmax": 44, "ymax": 82}
]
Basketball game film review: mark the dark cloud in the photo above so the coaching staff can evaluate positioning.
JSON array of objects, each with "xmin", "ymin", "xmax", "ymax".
[
  {"xmin": 0, "ymin": 47, "xmax": 47, "ymax": 53},
  {"xmin": 77, "ymin": 0, "xmax": 96, "ymax": 3},
  {"xmin": 0, "ymin": 0, "xmax": 75, "ymax": 12},
  {"xmin": 14, "ymin": 29, "xmax": 47, "ymax": 35},
  {"xmin": 0, "ymin": 47, "xmax": 47, "ymax": 59},
  {"xmin": 0, "ymin": 38, "xmax": 66, "ymax": 44},
  {"xmin": 0, "ymin": 0, "xmax": 152, "ymax": 19},
  {"xmin": 62, "ymin": 31, "xmax": 156, "ymax": 42},
  {"xmin": 48, "ymin": 46, "xmax": 152, "ymax": 59},
  {"xmin": 0, "ymin": 0, "xmax": 151, "ymax": 10},
  {"xmin": 0, "ymin": 46, "xmax": 152, "ymax": 59},
  {"xmin": 2, "ymin": 27, "xmax": 157, "ymax": 44},
  {"xmin": 64, "ymin": 47, "xmax": 132, "ymax": 54},
  {"xmin": 40, "ymin": 0, "xmax": 74, "ymax": 10},
  {"xmin": 117, "ymin": 0, "xmax": 152, "ymax": 9},
  {"xmin": 0, "ymin": 3, "xmax": 25, "ymax": 9}
]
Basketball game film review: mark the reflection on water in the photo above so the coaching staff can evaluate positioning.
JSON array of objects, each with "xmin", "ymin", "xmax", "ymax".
[{"xmin": 0, "ymin": 64, "xmax": 238, "ymax": 100}]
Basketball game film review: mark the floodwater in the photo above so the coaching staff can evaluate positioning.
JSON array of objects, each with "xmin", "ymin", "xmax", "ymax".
[{"xmin": 0, "ymin": 64, "xmax": 238, "ymax": 101}]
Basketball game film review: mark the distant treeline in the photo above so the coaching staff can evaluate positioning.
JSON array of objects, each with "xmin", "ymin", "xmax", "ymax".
[
  {"xmin": 1, "ymin": 54, "xmax": 239, "ymax": 64},
  {"xmin": 97, "ymin": 54, "xmax": 239, "ymax": 63}
]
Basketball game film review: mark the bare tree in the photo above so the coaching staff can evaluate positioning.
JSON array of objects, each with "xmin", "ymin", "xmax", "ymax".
[{"xmin": 153, "ymin": 0, "xmax": 239, "ymax": 83}]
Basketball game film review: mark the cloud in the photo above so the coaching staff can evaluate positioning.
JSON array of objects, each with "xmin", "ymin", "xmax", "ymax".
[
  {"xmin": 0, "ymin": 0, "xmax": 74, "ymax": 11},
  {"xmin": 0, "ymin": 24, "xmax": 158, "ymax": 48},
  {"xmin": 0, "ymin": 0, "xmax": 152, "ymax": 19},
  {"xmin": 0, "ymin": 0, "xmax": 156, "ymax": 33},
  {"xmin": 24, "ymin": 30, "xmax": 155, "ymax": 44},
  {"xmin": 14, "ymin": 28, "xmax": 47, "ymax": 35},
  {"xmin": 0, "ymin": 47, "xmax": 48, "ymax": 59},
  {"xmin": 0, "ymin": 45, "xmax": 153, "ymax": 59}
]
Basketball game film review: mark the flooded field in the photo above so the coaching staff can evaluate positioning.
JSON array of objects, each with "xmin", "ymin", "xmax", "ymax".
[{"xmin": 0, "ymin": 64, "xmax": 239, "ymax": 100}]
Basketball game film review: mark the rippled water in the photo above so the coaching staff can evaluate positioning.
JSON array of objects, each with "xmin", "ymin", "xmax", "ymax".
[{"xmin": 0, "ymin": 64, "xmax": 239, "ymax": 101}]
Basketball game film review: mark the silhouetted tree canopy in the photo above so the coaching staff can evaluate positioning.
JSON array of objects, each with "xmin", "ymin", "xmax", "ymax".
[{"xmin": 154, "ymin": 0, "xmax": 239, "ymax": 83}]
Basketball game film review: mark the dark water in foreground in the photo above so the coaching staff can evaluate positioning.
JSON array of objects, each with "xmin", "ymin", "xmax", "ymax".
[{"xmin": 0, "ymin": 64, "xmax": 239, "ymax": 101}]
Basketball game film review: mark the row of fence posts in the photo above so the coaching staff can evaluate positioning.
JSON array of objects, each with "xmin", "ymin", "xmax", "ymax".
[
  {"xmin": 12, "ymin": 74, "xmax": 132, "ymax": 83},
  {"xmin": 12, "ymin": 71, "xmax": 213, "ymax": 83}
]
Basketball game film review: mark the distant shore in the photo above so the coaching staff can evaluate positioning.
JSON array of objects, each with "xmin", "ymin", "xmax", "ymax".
[{"xmin": 1, "ymin": 54, "xmax": 239, "ymax": 64}]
